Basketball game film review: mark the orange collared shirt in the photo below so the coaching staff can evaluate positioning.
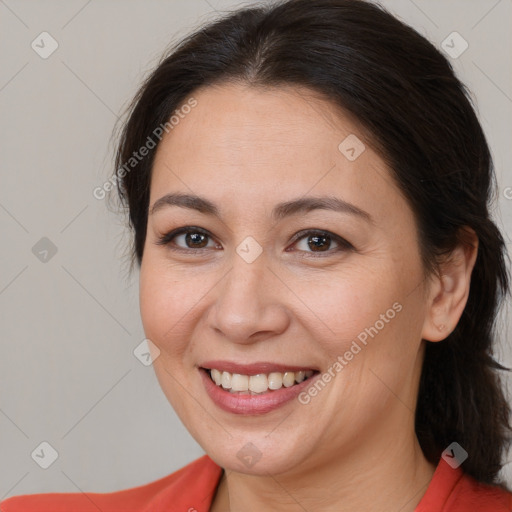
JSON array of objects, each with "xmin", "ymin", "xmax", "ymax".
[{"xmin": 2, "ymin": 455, "xmax": 511, "ymax": 511}]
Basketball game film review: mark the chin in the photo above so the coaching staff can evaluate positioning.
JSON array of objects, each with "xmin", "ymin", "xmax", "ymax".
[{"xmin": 200, "ymin": 431, "xmax": 316, "ymax": 477}]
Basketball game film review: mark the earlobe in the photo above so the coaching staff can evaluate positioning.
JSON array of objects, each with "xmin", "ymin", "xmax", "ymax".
[{"xmin": 421, "ymin": 227, "xmax": 479, "ymax": 342}]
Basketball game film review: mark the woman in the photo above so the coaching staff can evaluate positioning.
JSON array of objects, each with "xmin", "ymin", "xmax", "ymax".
[{"xmin": 2, "ymin": 0, "xmax": 511, "ymax": 510}]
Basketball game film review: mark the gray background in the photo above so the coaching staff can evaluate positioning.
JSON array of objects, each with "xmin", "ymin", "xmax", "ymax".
[{"xmin": 1, "ymin": 0, "xmax": 511, "ymax": 498}]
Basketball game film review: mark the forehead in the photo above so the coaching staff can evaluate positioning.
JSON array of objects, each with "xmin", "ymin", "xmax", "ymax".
[
  {"xmin": 149, "ymin": 82, "xmax": 403, "ymax": 221},
  {"xmin": 155, "ymin": 82, "xmax": 360, "ymax": 160}
]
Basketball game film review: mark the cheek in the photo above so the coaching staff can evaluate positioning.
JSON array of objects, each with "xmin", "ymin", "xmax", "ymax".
[
  {"xmin": 302, "ymin": 262, "xmax": 425, "ymax": 392},
  {"xmin": 296, "ymin": 265, "xmax": 402, "ymax": 350},
  {"xmin": 139, "ymin": 260, "xmax": 203, "ymax": 415},
  {"xmin": 139, "ymin": 258, "xmax": 198, "ymax": 358}
]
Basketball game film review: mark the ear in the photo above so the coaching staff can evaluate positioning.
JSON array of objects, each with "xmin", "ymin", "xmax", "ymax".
[{"xmin": 421, "ymin": 227, "xmax": 479, "ymax": 342}]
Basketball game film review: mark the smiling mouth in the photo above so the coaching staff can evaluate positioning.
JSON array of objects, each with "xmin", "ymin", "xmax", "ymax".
[{"xmin": 202, "ymin": 368, "xmax": 319, "ymax": 395}]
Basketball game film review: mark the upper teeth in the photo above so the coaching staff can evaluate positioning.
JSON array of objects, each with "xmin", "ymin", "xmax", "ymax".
[{"xmin": 208, "ymin": 369, "xmax": 315, "ymax": 394}]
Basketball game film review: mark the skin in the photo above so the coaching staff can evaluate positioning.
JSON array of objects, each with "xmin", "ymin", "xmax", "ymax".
[{"xmin": 139, "ymin": 82, "xmax": 478, "ymax": 511}]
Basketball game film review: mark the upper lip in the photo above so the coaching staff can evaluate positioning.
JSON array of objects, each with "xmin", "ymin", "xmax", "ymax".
[{"xmin": 199, "ymin": 360, "xmax": 318, "ymax": 376}]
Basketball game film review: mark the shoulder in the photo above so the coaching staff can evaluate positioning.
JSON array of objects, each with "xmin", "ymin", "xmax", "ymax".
[
  {"xmin": 0, "ymin": 454, "xmax": 222, "ymax": 512},
  {"xmin": 417, "ymin": 457, "xmax": 512, "ymax": 512},
  {"xmin": 446, "ymin": 472, "xmax": 512, "ymax": 511}
]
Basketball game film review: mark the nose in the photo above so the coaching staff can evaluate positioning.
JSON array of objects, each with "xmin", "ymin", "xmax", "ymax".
[{"xmin": 207, "ymin": 254, "xmax": 290, "ymax": 344}]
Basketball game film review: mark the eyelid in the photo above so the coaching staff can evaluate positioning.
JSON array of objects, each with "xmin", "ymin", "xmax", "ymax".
[
  {"xmin": 155, "ymin": 226, "xmax": 219, "ymax": 249},
  {"xmin": 288, "ymin": 228, "xmax": 354, "ymax": 252},
  {"xmin": 155, "ymin": 226, "xmax": 354, "ymax": 255}
]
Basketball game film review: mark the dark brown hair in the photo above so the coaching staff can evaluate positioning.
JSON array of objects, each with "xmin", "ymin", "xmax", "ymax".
[{"xmin": 112, "ymin": 0, "xmax": 511, "ymax": 487}]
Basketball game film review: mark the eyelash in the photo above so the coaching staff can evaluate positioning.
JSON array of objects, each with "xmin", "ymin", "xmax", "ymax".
[{"xmin": 155, "ymin": 226, "xmax": 354, "ymax": 257}]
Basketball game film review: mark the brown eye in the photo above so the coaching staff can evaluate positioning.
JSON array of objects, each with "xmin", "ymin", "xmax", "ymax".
[
  {"xmin": 306, "ymin": 233, "xmax": 331, "ymax": 252},
  {"xmin": 182, "ymin": 231, "xmax": 209, "ymax": 248},
  {"xmin": 156, "ymin": 227, "xmax": 219, "ymax": 251},
  {"xmin": 290, "ymin": 229, "xmax": 354, "ymax": 256}
]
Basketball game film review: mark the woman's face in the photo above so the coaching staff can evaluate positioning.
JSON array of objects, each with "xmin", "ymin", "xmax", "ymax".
[{"xmin": 140, "ymin": 82, "xmax": 432, "ymax": 476}]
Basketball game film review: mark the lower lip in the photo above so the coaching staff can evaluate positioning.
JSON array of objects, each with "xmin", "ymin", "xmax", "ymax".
[{"xmin": 199, "ymin": 368, "xmax": 320, "ymax": 415}]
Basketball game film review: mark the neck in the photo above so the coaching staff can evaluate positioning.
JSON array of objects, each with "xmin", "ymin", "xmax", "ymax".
[{"xmin": 211, "ymin": 424, "xmax": 436, "ymax": 512}]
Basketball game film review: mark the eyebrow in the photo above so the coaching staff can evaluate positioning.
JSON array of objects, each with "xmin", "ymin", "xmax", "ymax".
[{"xmin": 149, "ymin": 193, "xmax": 373, "ymax": 223}]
